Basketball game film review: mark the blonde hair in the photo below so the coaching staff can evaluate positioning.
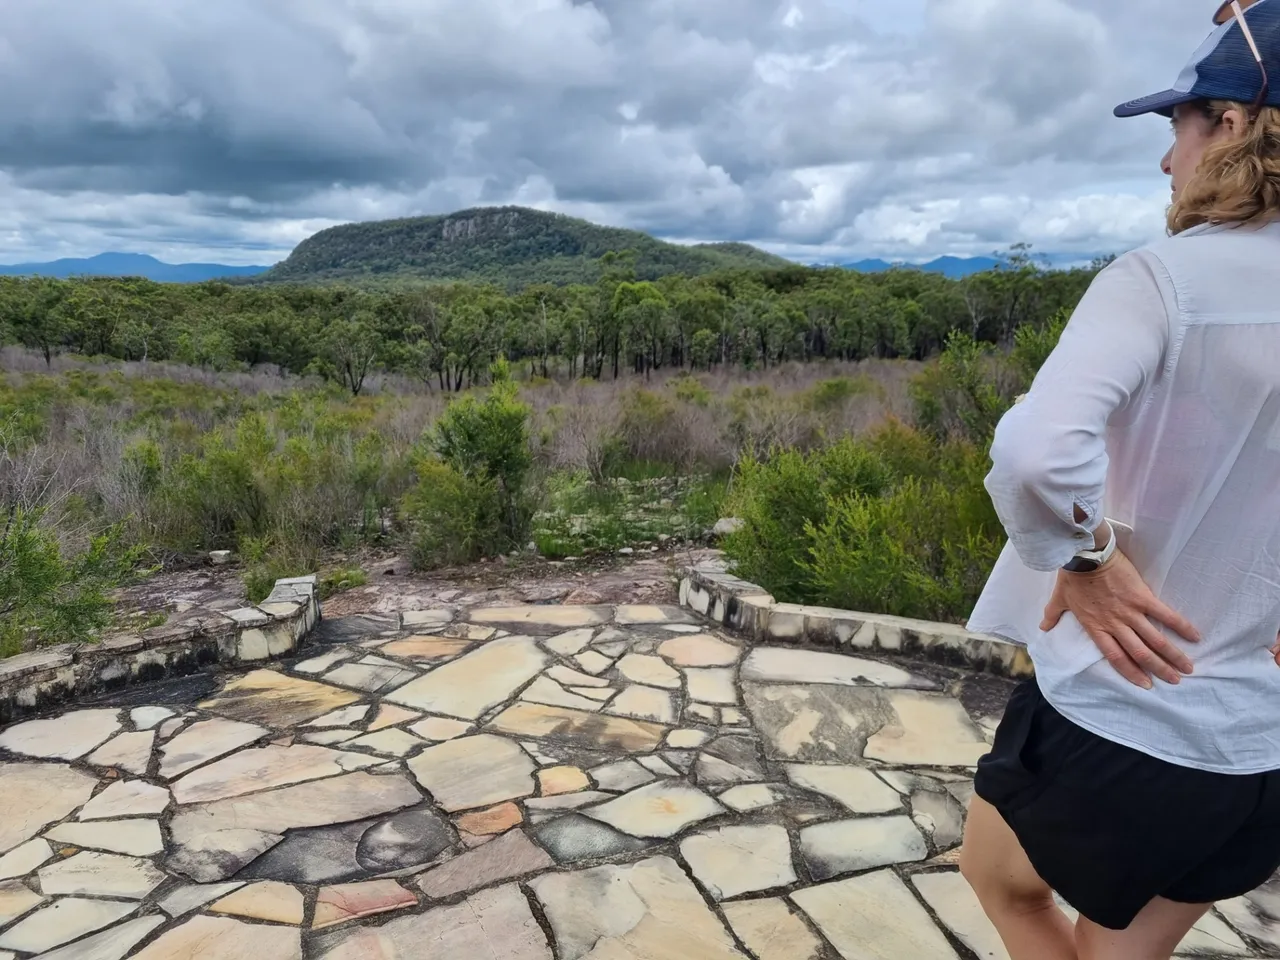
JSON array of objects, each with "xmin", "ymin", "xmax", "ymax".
[{"xmin": 1168, "ymin": 100, "xmax": 1280, "ymax": 234}]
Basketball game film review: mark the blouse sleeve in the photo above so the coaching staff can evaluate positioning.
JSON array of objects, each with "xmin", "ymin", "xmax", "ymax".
[{"xmin": 984, "ymin": 251, "xmax": 1174, "ymax": 572}]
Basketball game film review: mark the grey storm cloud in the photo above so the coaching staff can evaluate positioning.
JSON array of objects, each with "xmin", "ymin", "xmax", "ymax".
[{"xmin": 0, "ymin": 0, "xmax": 1222, "ymax": 264}]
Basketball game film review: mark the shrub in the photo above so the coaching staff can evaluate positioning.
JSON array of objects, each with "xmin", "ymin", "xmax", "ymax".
[
  {"xmin": 0, "ymin": 507, "xmax": 146, "ymax": 657},
  {"xmin": 721, "ymin": 439, "xmax": 891, "ymax": 601},
  {"xmin": 402, "ymin": 459, "xmax": 506, "ymax": 568}
]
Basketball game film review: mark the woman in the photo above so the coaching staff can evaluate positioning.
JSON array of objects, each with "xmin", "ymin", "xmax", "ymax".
[{"xmin": 959, "ymin": 2, "xmax": 1280, "ymax": 959}]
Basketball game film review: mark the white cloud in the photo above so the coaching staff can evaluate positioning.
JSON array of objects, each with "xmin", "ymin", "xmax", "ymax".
[{"xmin": 0, "ymin": 0, "xmax": 1212, "ymax": 265}]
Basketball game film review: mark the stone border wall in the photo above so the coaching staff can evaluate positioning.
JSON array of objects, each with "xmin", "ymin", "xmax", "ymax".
[
  {"xmin": 679, "ymin": 559, "xmax": 1034, "ymax": 678},
  {"xmin": 0, "ymin": 575, "xmax": 320, "ymax": 725}
]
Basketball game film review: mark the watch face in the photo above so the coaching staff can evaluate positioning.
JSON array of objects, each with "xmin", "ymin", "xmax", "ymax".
[{"xmin": 1063, "ymin": 556, "xmax": 1101, "ymax": 573}]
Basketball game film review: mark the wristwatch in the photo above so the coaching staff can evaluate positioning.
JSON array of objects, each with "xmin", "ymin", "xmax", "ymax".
[{"xmin": 1062, "ymin": 520, "xmax": 1118, "ymax": 573}]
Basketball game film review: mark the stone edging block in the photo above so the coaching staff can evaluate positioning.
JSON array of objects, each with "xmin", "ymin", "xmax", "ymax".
[
  {"xmin": 679, "ymin": 558, "xmax": 1033, "ymax": 679},
  {"xmin": 0, "ymin": 575, "xmax": 322, "ymax": 725}
]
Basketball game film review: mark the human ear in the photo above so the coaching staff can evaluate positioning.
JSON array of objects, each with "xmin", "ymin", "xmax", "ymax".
[{"xmin": 1219, "ymin": 107, "xmax": 1250, "ymax": 138}]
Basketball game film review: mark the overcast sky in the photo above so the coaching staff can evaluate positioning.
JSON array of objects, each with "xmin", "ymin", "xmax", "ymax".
[{"xmin": 0, "ymin": 0, "xmax": 1212, "ymax": 266}]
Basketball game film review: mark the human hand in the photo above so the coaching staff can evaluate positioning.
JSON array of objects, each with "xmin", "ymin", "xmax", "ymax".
[
  {"xmin": 1040, "ymin": 549, "xmax": 1202, "ymax": 689},
  {"xmin": 1271, "ymin": 632, "xmax": 1280, "ymax": 668}
]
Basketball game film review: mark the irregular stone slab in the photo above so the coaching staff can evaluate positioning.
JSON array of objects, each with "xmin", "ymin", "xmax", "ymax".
[
  {"xmin": 27, "ymin": 916, "xmax": 164, "ymax": 960},
  {"xmin": 912, "ymin": 786, "xmax": 967, "ymax": 849},
  {"xmin": 616, "ymin": 654, "xmax": 681, "ymax": 689},
  {"xmin": 585, "ymin": 781, "xmax": 726, "ymax": 838},
  {"xmin": 695, "ymin": 734, "xmax": 765, "ymax": 787},
  {"xmin": 44, "ymin": 820, "xmax": 164, "ymax": 857},
  {"xmin": 547, "ymin": 664, "xmax": 611, "ymax": 688},
  {"xmin": 687, "ymin": 702, "xmax": 718, "ymax": 723},
  {"xmin": 532, "ymin": 814, "xmax": 652, "ymax": 863},
  {"xmin": 0, "ymin": 710, "xmax": 120, "ymax": 761},
  {"xmin": 130, "ymin": 706, "xmax": 175, "ymax": 730},
  {"xmin": 521, "ymin": 677, "xmax": 604, "ymax": 712},
  {"xmin": 402, "ymin": 609, "xmax": 454, "ymax": 628},
  {"xmin": 210, "ymin": 881, "xmax": 304, "ymax": 924},
  {"xmin": 722, "ymin": 898, "xmax": 824, "ymax": 960},
  {"xmin": 596, "ymin": 640, "xmax": 631, "ymax": 657},
  {"xmin": 314, "ymin": 880, "xmax": 417, "ymax": 929},
  {"xmin": 317, "ymin": 883, "xmax": 550, "ymax": 960},
  {"xmin": 800, "ymin": 816, "xmax": 928, "ymax": 881},
  {"xmin": 409, "ymin": 717, "xmax": 472, "ymax": 741},
  {"xmin": 658, "ymin": 634, "xmax": 741, "ymax": 667},
  {"xmin": 615, "ymin": 604, "xmax": 694, "ymax": 624},
  {"xmin": 367, "ymin": 705, "xmax": 419, "ymax": 731},
  {"xmin": 531, "ymin": 855, "xmax": 746, "ymax": 960},
  {"xmin": 168, "ymin": 773, "xmax": 422, "ymax": 881},
  {"xmin": 680, "ymin": 824, "xmax": 796, "ymax": 900},
  {"xmin": 172, "ymin": 743, "xmax": 376, "ymax": 804},
  {"xmin": 435, "ymin": 623, "xmax": 497, "ymax": 642},
  {"xmin": 305, "ymin": 704, "xmax": 372, "ymax": 729},
  {"xmin": 380, "ymin": 638, "xmax": 470, "ymax": 660},
  {"xmin": 302, "ymin": 730, "xmax": 361, "ymax": 746},
  {"xmin": 0, "ymin": 880, "xmax": 42, "ymax": 928},
  {"xmin": 667, "ymin": 729, "xmax": 710, "ymax": 749},
  {"xmin": 237, "ymin": 806, "xmax": 453, "ymax": 884},
  {"xmin": 574, "ymin": 650, "xmax": 613, "ymax": 675},
  {"xmin": 538, "ymin": 766, "xmax": 590, "ymax": 796},
  {"xmin": 159, "ymin": 883, "xmax": 245, "ymax": 917},
  {"xmin": 132, "ymin": 915, "xmax": 301, "ymax": 960},
  {"xmin": 346, "ymin": 730, "xmax": 426, "ymax": 757},
  {"xmin": 637, "ymin": 755, "xmax": 678, "ymax": 777},
  {"xmin": 294, "ymin": 648, "xmax": 358, "ymax": 674},
  {"xmin": 457, "ymin": 802, "xmax": 523, "ymax": 837},
  {"xmin": 605, "ymin": 685, "xmax": 677, "ymax": 724},
  {"xmin": 793, "ymin": 870, "xmax": 960, "ymax": 960},
  {"xmin": 743, "ymin": 647, "xmax": 935, "ymax": 689},
  {"xmin": 1216, "ymin": 879, "xmax": 1280, "ymax": 952},
  {"xmin": 0, "ymin": 840, "xmax": 53, "ymax": 881},
  {"xmin": 912, "ymin": 872, "xmax": 1011, "ymax": 960},
  {"xmin": 158, "ymin": 718, "xmax": 266, "ymax": 779},
  {"xmin": 388, "ymin": 637, "xmax": 548, "ymax": 720},
  {"xmin": 408, "ymin": 734, "xmax": 535, "ymax": 812},
  {"xmin": 543, "ymin": 629, "xmax": 596, "ymax": 656},
  {"xmin": 590, "ymin": 759, "xmax": 655, "ymax": 792},
  {"xmin": 864, "ymin": 691, "xmax": 990, "ymax": 767},
  {"xmin": 0, "ymin": 763, "xmax": 97, "ymax": 854},
  {"xmin": 722, "ymin": 707, "xmax": 748, "ymax": 725},
  {"xmin": 785, "ymin": 764, "xmax": 903, "ymax": 814},
  {"xmin": 86, "ymin": 730, "xmax": 154, "ymax": 775},
  {"xmin": 324, "ymin": 660, "xmax": 418, "ymax": 694},
  {"xmin": 1176, "ymin": 911, "xmax": 1252, "ymax": 956},
  {"xmin": 524, "ymin": 792, "xmax": 615, "ymax": 823},
  {"xmin": 685, "ymin": 668, "xmax": 738, "ymax": 705},
  {"xmin": 38, "ymin": 852, "xmax": 165, "ymax": 900},
  {"xmin": 199, "ymin": 670, "xmax": 361, "ymax": 728},
  {"xmin": 745, "ymin": 683, "xmax": 896, "ymax": 763},
  {"xmin": 470, "ymin": 606, "xmax": 609, "ymax": 630},
  {"xmin": 486, "ymin": 702, "xmax": 667, "ymax": 752},
  {"xmin": 416, "ymin": 829, "xmax": 553, "ymax": 899},
  {"xmin": 78, "ymin": 780, "xmax": 169, "ymax": 821},
  {"xmin": 0, "ymin": 898, "xmax": 135, "ymax": 954},
  {"xmin": 720, "ymin": 784, "xmax": 785, "ymax": 812}
]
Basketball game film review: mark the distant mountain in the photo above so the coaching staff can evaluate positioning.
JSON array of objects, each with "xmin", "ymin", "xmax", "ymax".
[
  {"xmin": 254, "ymin": 206, "xmax": 794, "ymax": 289},
  {"xmin": 0, "ymin": 253, "xmax": 272, "ymax": 283},
  {"xmin": 839, "ymin": 256, "xmax": 1004, "ymax": 278}
]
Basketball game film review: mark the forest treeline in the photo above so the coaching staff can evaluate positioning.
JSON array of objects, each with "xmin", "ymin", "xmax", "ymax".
[{"xmin": 0, "ymin": 245, "xmax": 1108, "ymax": 395}]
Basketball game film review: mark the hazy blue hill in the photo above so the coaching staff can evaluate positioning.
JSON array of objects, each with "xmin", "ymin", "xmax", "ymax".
[
  {"xmin": 840, "ymin": 256, "xmax": 1004, "ymax": 277},
  {"xmin": 0, "ymin": 253, "xmax": 272, "ymax": 282},
  {"xmin": 253, "ymin": 206, "xmax": 794, "ymax": 288}
]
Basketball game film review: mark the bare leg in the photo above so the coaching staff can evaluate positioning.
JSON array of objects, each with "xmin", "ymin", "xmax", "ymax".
[
  {"xmin": 1076, "ymin": 898, "xmax": 1211, "ymax": 960},
  {"xmin": 959, "ymin": 796, "xmax": 1077, "ymax": 960}
]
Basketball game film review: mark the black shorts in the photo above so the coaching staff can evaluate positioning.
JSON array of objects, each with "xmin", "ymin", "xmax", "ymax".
[{"xmin": 974, "ymin": 678, "xmax": 1280, "ymax": 930}]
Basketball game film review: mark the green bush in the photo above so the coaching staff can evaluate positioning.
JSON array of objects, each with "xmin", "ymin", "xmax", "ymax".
[
  {"xmin": 721, "ymin": 439, "xmax": 891, "ymax": 601},
  {"xmin": 0, "ymin": 508, "xmax": 146, "ymax": 657},
  {"xmin": 403, "ymin": 459, "xmax": 507, "ymax": 568}
]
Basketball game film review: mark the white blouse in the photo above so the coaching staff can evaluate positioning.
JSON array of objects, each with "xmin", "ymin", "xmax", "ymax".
[{"xmin": 968, "ymin": 219, "xmax": 1280, "ymax": 774}]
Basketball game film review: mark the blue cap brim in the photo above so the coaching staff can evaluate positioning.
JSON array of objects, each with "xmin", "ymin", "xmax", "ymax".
[{"xmin": 1114, "ymin": 89, "xmax": 1200, "ymax": 118}]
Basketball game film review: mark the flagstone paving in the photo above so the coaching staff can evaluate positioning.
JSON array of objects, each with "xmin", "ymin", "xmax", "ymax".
[{"xmin": 1, "ymin": 601, "xmax": 1277, "ymax": 959}]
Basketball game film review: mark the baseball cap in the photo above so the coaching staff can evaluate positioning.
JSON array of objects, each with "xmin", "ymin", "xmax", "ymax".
[{"xmin": 1115, "ymin": 0, "xmax": 1280, "ymax": 117}]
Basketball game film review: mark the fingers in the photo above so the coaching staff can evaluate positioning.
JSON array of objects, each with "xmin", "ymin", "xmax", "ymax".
[
  {"xmin": 1114, "ymin": 621, "xmax": 1184, "ymax": 686},
  {"xmin": 1090, "ymin": 628, "xmax": 1154, "ymax": 689},
  {"xmin": 1129, "ymin": 615, "xmax": 1194, "ymax": 677},
  {"xmin": 1040, "ymin": 599, "xmax": 1067, "ymax": 633},
  {"xmin": 1145, "ymin": 598, "xmax": 1202, "ymax": 643}
]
